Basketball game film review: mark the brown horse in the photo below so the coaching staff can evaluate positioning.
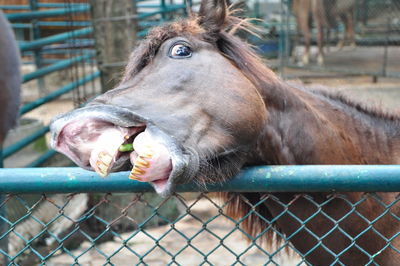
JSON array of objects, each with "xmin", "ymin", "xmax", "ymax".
[
  {"xmin": 50, "ymin": 0, "xmax": 400, "ymax": 264},
  {"xmin": 292, "ymin": 0, "xmax": 356, "ymax": 65},
  {"xmin": 0, "ymin": 11, "xmax": 21, "ymax": 157}
]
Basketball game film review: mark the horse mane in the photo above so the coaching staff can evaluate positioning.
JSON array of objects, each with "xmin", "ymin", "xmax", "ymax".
[{"xmin": 312, "ymin": 88, "xmax": 400, "ymax": 121}]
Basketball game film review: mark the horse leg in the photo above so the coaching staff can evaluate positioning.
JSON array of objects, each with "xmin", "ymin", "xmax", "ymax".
[
  {"xmin": 292, "ymin": 0, "xmax": 312, "ymax": 65},
  {"xmin": 315, "ymin": 17, "xmax": 324, "ymax": 65},
  {"xmin": 336, "ymin": 14, "xmax": 346, "ymax": 50},
  {"xmin": 312, "ymin": 0, "xmax": 325, "ymax": 65},
  {"xmin": 325, "ymin": 28, "xmax": 330, "ymax": 53},
  {"xmin": 291, "ymin": 22, "xmax": 301, "ymax": 64},
  {"xmin": 337, "ymin": 11, "xmax": 356, "ymax": 50},
  {"xmin": 346, "ymin": 10, "xmax": 356, "ymax": 49},
  {"xmin": 297, "ymin": 10, "xmax": 311, "ymax": 65}
]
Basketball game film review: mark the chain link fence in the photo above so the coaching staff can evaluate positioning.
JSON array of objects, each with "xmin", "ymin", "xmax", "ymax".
[{"xmin": 0, "ymin": 191, "xmax": 399, "ymax": 265}]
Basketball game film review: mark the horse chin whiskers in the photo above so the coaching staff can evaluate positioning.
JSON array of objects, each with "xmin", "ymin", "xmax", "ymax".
[{"xmin": 191, "ymin": 148, "xmax": 244, "ymax": 187}]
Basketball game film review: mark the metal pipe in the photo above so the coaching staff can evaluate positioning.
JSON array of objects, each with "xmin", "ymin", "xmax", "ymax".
[
  {"xmin": 138, "ymin": 5, "xmax": 186, "ymax": 20},
  {"xmin": 29, "ymin": 0, "xmax": 45, "ymax": 95},
  {"xmin": 12, "ymin": 21, "xmax": 91, "ymax": 28},
  {"xmin": 0, "ymin": 3, "xmax": 88, "ymax": 10},
  {"xmin": 37, "ymin": 3, "xmax": 88, "ymax": 8},
  {"xmin": 22, "ymin": 54, "xmax": 94, "ymax": 83},
  {"xmin": 161, "ymin": 0, "xmax": 166, "ymax": 21},
  {"xmin": 2, "ymin": 126, "xmax": 49, "ymax": 159},
  {"xmin": 36, "ymin": 21, "xmax": 91, "ymax": 27},
  {"xmin": 286, "ymin": 63, "xmax": 400, "ymax": 79},
  {"xmin": 26, "ymin": 149, "xmax": 58, "ymax": 168},
  {"xmin": 0, "ymin": 165, "xmax": 399, "ymax": 194},
  {"xmin": 20, "ymin": 71, "xmax": 100, "ymax": 115},
  {"xmin": 5, "ymin": 6, "xmax": 89, "ymax": 21},
  {"xmin": 23, "ymin": 49, "xmax": 95, "ymax": 56},
  {"xmin": 19, "ymin": 27, "xmax": 93, "ymax": 52},
  {"xmin": 0, "ymin": 5, "xmax": 29, "ymax": 10}
]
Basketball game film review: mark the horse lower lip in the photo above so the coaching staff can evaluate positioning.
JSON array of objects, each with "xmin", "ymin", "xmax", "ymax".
[{"xmin": 152, "ymin": 178, "xmax": 169, "ymax": 194}]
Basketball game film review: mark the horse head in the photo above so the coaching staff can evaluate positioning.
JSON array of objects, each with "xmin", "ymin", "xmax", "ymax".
[{"xmin": 50, "ymin": 0, "xmax": 270, "ymax": 196}]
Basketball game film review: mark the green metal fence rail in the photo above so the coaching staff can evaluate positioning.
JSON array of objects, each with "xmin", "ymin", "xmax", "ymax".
[
  {"xmin": 0, "ymin": 165, "xmax": 399, "ymax": 193},
  {"xmin": 0, "ymin": 165, "xmax": 399, "ymax": 265}
]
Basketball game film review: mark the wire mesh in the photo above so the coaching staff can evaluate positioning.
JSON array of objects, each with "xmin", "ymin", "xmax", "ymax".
[{"xmin": 0, "ymin": 192, "xmax": 399, "ymax": 265}]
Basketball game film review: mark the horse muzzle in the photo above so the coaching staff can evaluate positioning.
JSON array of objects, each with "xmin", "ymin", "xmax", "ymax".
[{"xmin": 50, "ymin": 104, "xmax": 191, "ymax": 196}]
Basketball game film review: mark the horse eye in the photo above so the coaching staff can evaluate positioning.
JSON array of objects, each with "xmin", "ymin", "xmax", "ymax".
[{"xmin": 169, "ymin": 43, "xmax": 192, "ymax": 59}]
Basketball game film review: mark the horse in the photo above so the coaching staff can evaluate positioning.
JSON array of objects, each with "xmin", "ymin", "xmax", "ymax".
[
  {"xmin": 50, "ymin": 0, "xmax": 400, "ymax": 264},
  {"xmin": 292, "ymin": 0, "xmax": 356, "ymax": 65},
  {"xmin": 0, "ymin": 11, "xmax": 21, "ymax": 157}
]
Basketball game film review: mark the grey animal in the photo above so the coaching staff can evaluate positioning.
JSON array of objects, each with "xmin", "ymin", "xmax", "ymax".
[{"xmin": 0, "ymin": 10, "xmax": 20, "ymax": 145}]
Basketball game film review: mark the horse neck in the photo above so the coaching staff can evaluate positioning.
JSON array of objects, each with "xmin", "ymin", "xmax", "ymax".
[{"xmin": 253, "ymin": 80, "xmax": 400, "ymax": 165}]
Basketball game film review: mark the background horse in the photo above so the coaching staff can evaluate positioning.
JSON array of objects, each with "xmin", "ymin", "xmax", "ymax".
[
  {"xmin": 292, "ymin": 0, "xmax": 356, "ymax": 65},
  {"xmin": 0, "ymin": 11, "xmax": 21, "ymax": 160},
  {"xmin": 51, "ymin": 0, "xmax": 400, "ymax": 264}
]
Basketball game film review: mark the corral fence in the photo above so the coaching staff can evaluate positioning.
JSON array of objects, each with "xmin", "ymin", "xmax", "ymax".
[
  {"xmin": 1, "ymin": 0, "xmax": 400, "ymax": 265},
  {"xmin": 0, "ymin": 166, "xmax": 399, "ymax": 265}
]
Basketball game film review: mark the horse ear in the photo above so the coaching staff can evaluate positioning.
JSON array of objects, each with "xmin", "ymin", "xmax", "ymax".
[{"xmin": 198, "ymin": 0, "xmax": 228, "ymax": 32}]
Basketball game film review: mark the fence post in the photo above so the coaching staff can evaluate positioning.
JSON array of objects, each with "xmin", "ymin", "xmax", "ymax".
[
  {"xmin": 279, "ymin": 0, "xmax": 290, "ymax": 77},
  {"xmin": 89, "ymin": 0, "xmax": 138, "ymax": 92},
  {"xmin": 161, "ymin": 0, "xmax": 166, "ymax": 21},
  {"xmin": 29, "ymin": 0, "xmax": 46, "ymax": 96}
]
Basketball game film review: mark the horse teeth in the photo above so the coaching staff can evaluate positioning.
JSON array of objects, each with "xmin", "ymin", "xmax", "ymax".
[
  {"xmin": 95, "ymin": 166, "xmax": 108, "ymax": 177},
  {"xmin": 99, "ymin": 152, "xmax": 112, "ymax": 165},
  {"xmin": 140, "ymin": 153, "xmax": 153, "ymax": 159},
  {"xmin": 129, "ymin": 174, "xmax": 142, "ymax": 181},
  {"xmin": 135, "ymin": 158, "xmax": 150, "ymax": 168},
  {"xmin": 98, "ymin": 162, "xmax": 109, "ymax": 173},
  {"xmin": 129, "ymin": 166, "xmax": 145, "ymax": 181},
  {"xmin": 131, "ymin": 166, "xmax": 145, "ymax": 175}
]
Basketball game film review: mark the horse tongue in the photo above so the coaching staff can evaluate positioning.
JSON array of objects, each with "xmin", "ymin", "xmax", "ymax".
[
  {"xmin": 89, "ymin": 127, "xmax": 126, "ymax": 177},
  {"xmin": 129, "ymin": 131, "xmax": 172, "ymax": 183}
]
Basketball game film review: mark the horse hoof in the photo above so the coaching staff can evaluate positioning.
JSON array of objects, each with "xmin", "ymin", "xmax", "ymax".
[
  {"xmin": 336, "ymin": 40, "xmax": 345, "ymax": 51},
  {"xmin": 317, "ymin": 55, "xmax": 324, "ymax": 66},
  {"xmin": 302, "ymin": 55, "xmax": 310, "ymax": 65}
]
